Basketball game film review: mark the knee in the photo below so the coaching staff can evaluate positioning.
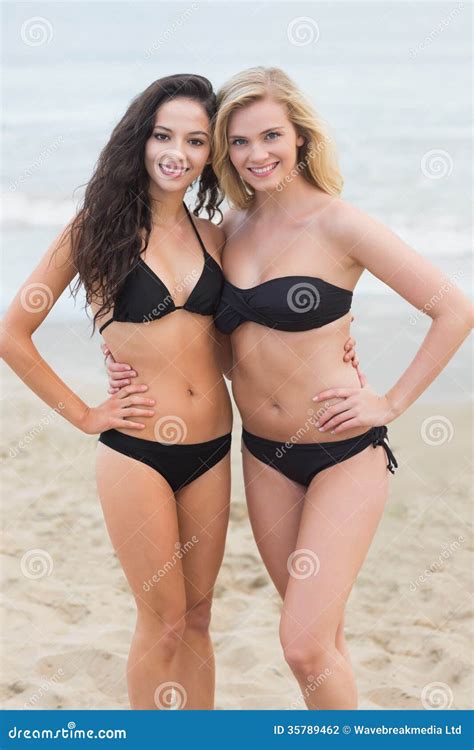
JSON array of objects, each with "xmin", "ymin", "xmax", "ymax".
[
  {"xmin": 185, "ymin": 598, "xmax": 212, "ymax": 635},
  {"xmin": 283, "ymin": 642, "xmax": 337, "ymax": 682},
  {"xmin": 160, "ymin": 617, "xmax": 187, "ymax": 660},
  {"xmin": 280, "ymin": 626, "xmax": 333, "ymax": 679},
  {"xmin": 136, "ymin": 602, "xmax": 187, "ymax": 659}
]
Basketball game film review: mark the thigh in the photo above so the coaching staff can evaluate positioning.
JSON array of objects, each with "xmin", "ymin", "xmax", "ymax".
[
  {"xmin": 242, "ymin": 442, "xmax": 305, "ymax": 599},
  {"xmin": 281, "ymin": 442, "xmax": 390, "ymax": 641},
  {"xmin": 175, "ymin": 452, "xmax": 231, "ymax": 608},
  {"xmin": 95, "ymin": 443, "xmax": 186, "ymax": 616}
]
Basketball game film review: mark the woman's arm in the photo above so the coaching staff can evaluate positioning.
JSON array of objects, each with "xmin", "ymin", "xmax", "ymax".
[
  {"xmin": 0, "ymin": 223, "xmax": 155, "ymax": 433},
  {"xmin": 313, "ymin": 202, "xmax": 473, "ymax": 432}
]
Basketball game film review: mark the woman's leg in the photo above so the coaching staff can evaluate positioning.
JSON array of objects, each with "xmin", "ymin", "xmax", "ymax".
[
  {"xmin": 173, "ymin": 451, "xmax": 231, "ymax": 709},
  {"xmin": 95, "ymin": 442, "xmax": 186, "ymax": 710},
  {"xmin": 242, "ymin": 443, "xmax": 305, "ymax": 599},
  {"xmin": 242, "ymin": 444, "xmax": 350, "ymax": 661},
  {"xmin": 279, "ymin": 443, "xmax": 390, "ymax": 709}
]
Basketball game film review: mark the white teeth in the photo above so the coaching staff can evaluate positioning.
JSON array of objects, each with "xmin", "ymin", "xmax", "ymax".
[
  {"xmin": 249, "ymin": 162, "xmax": 278, "ymax": 175},
  {"xmin": 159, "ymin": 163, "xmax": 187, "ymax": 174}
]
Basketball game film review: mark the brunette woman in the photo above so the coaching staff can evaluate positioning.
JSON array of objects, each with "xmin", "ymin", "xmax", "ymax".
[{"xmin": 1, "ymin": 74, "xmax": 234, "ymax": 710}]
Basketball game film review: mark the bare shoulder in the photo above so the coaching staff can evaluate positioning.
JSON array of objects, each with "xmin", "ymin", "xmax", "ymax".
[
  {"xmin": 221, "ymin": 207, "xmax": 244, "ymax": 233},
  {"xmin": 220, "ymin": 207, "xmax": 249, "ymax": 247},
  {"xmin": 317, "ymin": 196, "xmax": 379, "ymax": 247},
  {"xmin": 194, "ymin": 216, "xmax": 226, "ymax": 263},
  {"xmin": 33, "ymin": 216, "xmax": 79, "ymax": 277}
]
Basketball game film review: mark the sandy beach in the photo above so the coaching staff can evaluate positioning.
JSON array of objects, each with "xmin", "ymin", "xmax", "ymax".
[
  {"xmin": 1, "ymin": 0, "xmax": 472, "ymax": 720},
  {"xmin": 0, "ymin": 313, "xmax": 472, "ymax": 711}
]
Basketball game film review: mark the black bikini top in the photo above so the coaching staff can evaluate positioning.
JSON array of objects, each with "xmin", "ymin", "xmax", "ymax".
[
  {"xmin": 214, "ymin": 275, "xmax": 353, "ymax": 334},
  {"xmin": 99, "ymin": 203, "xmax": 223, "ymax": 334}
]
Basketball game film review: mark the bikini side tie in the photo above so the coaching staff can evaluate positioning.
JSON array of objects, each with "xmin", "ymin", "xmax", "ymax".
[{"xmin": 372, "ymin": 425, "xmax": 398, "ymax": 474}]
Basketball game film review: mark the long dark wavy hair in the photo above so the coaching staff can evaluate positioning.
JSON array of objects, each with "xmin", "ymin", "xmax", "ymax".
[{"xmin": 68, "ymin": 74, "xmax": 223, "ymax": 334}]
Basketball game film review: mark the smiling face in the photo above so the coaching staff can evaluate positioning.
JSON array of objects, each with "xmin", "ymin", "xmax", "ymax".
[
  {"xmin": 144, "ymin": 97, "xmax": 211, "ymax": 193},
  {"xmin": 227, "ymin": 97, "xmax": 304, "ymax": 193}
]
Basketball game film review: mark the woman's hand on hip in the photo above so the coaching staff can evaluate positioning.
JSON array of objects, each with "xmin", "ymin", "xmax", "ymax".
[
  {"xmin": 311, "ymin": 384, "xmax": 395, "ymax": 434},
  {"xmin": 101, "ymin": 342, "xmax": 138, "ymax": 394},
  {"xmin": 343, "ymin": 315, "xmax": 368, "ymax": 388},
  {"xmin": 79, "ymin": 385, "xmax": 156, "ymax": 434}
]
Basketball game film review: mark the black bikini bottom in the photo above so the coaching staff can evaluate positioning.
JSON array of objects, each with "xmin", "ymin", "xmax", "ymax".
[
  {"xmin": 98, "ymin": 429, "xmax": 232, "ymax": 493},
  {"xmin": 241, "ymin": 425, "xmax": 398, "ymax": 487}
]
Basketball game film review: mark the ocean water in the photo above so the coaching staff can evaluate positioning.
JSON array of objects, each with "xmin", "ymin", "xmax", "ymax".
[{"xmin": 2, "ymin": 0, "xmax": 472, "ymax": 326}]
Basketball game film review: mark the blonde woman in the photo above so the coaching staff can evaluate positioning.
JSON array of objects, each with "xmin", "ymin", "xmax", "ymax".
[
  {"xmin": 105, "ymin": 68, "xmax": 472, "ymax": 710},
  {"xmin": 209, "ymin": 67, "xmax": 472, "ymax": 709}
]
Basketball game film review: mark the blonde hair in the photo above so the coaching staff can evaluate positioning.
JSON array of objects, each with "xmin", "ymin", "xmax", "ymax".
[{"xmin": 213, "ymin": 66, "xmax": 343, "ymax": 210}]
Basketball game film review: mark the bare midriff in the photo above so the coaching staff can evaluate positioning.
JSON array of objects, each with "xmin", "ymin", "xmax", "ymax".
[
  {"xmin": 230, "ymin": 310, "xmax": 370, "ymax": 443},
  {"xmin": 99, "ymin": 311, "xmax": 233, "ymax": 442}
]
